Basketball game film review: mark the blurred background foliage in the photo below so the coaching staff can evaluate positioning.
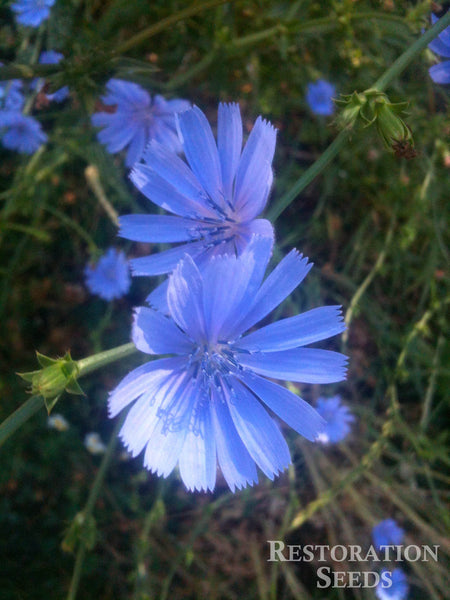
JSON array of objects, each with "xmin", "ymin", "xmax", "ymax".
[{"xmin": 0, "ymin": 0, "xmax": 449, "ymax": 598}]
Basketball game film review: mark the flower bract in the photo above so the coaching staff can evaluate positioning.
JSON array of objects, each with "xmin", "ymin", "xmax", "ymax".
[
  {"xmin": 91, "ymin": 79, "xmax": 190, "ymax": 167},
  {"xmin": 108, "ymin": 237, "xmax": 347, "ymax": 492},
  {"xmin": 84, "ymin": 248, "xmax": 131, "ymax": 301}
]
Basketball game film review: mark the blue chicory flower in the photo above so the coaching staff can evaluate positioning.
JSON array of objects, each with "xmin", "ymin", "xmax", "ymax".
[
  {"xmin": 91, "ymin": 79, "xmax": 190, "ymax": 167},
  {"xmin": 372, "ymin": 519, "xmax": 405, "ymax": 551},
  {"xmin": 306, "ymin": 80, "xmax": 336, "ymax": 116},
  {"xmin": 428, "ymin": 14, "xmax": 450, "ymax": 84},
  {"xmin": 108, "ymin": 236, "xmax": 347, "ymax": 492},
  {"xmin": 84, "ymin": 248, "xmax": 131, "ymax": 301},
  {"xmin": 0, "ymin": 111, "xmax": 47, "ymax": 153},
  {"xmin": 35, "ymin": 51, "xmax": 69, "ymax": 103},
  {"xmin": 376, "ymin": 569, "xmax": 409, "ymax": 600},
  {"xmin": 11, "ymin": 0, "xmax": 55, "ymax": 27},
  {"xmin": 0, "ymin": 73, "xmax": 24, "ymax": 111},
  {"xmin": 315, "ymin": 395, "xmax": 355, "ymax": 443},
  {"xmin": 120, "ymin": 102, "xmax": 276, "ymax": 310}
]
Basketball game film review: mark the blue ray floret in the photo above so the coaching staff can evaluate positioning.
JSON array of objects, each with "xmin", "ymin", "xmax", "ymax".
[
  {"xmin": 0, "ymin": 74, "xmax": 24, "ymax": 111},
  {"xmin": 108, "ymin": 236, "xmax": 348, "ymax": 492},
  {"xmin": 11, "ymin": 0, "xmax": 55, "ymax": 27},
  {"xmin": 120, "ymin": 102, "xmax": 276, "ymax": 308},
  {"xmin": 35, "ymin": 51, "xmax": 69, "ymax": 103},
  {"xmin": 91, "ymin": 79, "xmax": 190, "ymax": 167},
  {"xmin": 315, "ymin": 395, "xmax": 355, "ymax": 444},
  {"xmin": 376, "ymin": 569, "xmax": 409, "ymax": 600},
  {"xmin": 0, "ymin": 111, "xmax": 47, "ymax": 153},
  {"xmin": 428, "ymin": 14, "xmax": 450, "ymax": 84},
  {"xmin": 84, "ymin": 248, "xmax": 131, "ymax": 301},
  {"xmin": 306, "ymin": 80, "xmax": 336, "ymax": 116},
  {"xmin": 372, "ymin": 519, "xmax": 405, "ymax": 551}
]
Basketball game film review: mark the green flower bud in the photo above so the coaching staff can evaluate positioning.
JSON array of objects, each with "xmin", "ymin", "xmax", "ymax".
[{"xmin": 18, "ymin": 351, "xmax": 83, "ymax": 413}]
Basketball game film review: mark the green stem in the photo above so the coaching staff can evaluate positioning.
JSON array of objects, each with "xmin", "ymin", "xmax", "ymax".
[
  {"xmin": 76, "ymin": 342, "xmax": 138, "ymax": 376},
  {"xmin": 0, "ymin": 63, "xmax": 59, "ymax": 80},
  {"xmin": 267, "ymin": 10, "xmax": 450, "ymax": 222},
  {"xmin": 114, "ymin": 0, "xmax": 230, "ymax": 55},
  {"xmin": 67, "ymin": 417, "xmax": 123, "ymax": 600},
  {"xmin": 0, "ymin": 395, "xmax": 44, "ymax": 448}
]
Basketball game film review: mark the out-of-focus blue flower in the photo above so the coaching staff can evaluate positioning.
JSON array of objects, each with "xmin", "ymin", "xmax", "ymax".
[
  {"xmin": 120, "ymin": 102, "xmax": 276, "ymax": 310},
  {"xmin": 0, "ymin": 76, "xmax": 24, "ymax": 111},
  {"xmin": 315, "ymin": 395, "xmax": 355, "ymax": 444},
  {"xmin": 11, "ymin": 0, "xmax": 55, "ymax": 27},
  {"xmin": 91, "ymin": 79, "xmax": 190, "ymax": 167},
  {"xmin": 306, "ymin": 80, "xmax": 336, "ymax": 116},
  {"xmin": 372, "ymin": 519, "xmax": 405, "ymax": 551},
  {"xmin": 0, "ymin": 111, "xmax": 47, "ymax": 153},
  {"xmin": 35, "ymin": 51, "xmax": 69, "ymax": 103},
  {"xmin": 84, "ymin": 248, "xmax": 131, "ymax": 301},
  {"xmin": 428, "ymin": 14, "xmax": 450, "ymax": 84},
  {"xmin": 108, "ymin": 236, "xmax": 347, "ymax": 492},
  {"xmin": 376, "ymin": 569, "xmax": 409, "ymax": 600}
]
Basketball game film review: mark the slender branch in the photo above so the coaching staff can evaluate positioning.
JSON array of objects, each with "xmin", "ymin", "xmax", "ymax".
[
  {"xmin": 114, "ymin": 0, "xmax": 231, "ymax": 55},
  {"xmin": 76, "ymin": 342, "xmax": 138, "ymax": 376},
  {"xmin": 0, "ymin": 395, "xmax": 44, "ymax": 448},
  {"xmin": 267, "ymin": 10, "xmax": 450, "ymax": 222}
]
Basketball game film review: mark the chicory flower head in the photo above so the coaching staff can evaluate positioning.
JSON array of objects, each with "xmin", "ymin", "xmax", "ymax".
[
  {"xmin": 35, "ymin": 51, "xmax": 69, "ymax": 103},
  {"xmin": 372, "ymin": 519, "xmax": 405, "ymax": 551},
  {"xmin": 120, "ymin": 102, "xmax": 276, "ymax": 309},
  {"xmin": 0, "ymin": 74, "xmax": 24, "ymax": 111},
  {"xmin": 428, "ymin": 14, "xmax": 450, "ymax": 84},
  {"xmin": 376, "ymin": 569, "xmax": 409, "ymax": 600},
  {"xmin": 315, "ymin": 395, "xmax": 355, "ymax": 444},
  {"xmin": 0, "ymin": 111, "xmax": 47, "ymax": 153},
  {"xmin": 91, "ymin": 79, "xmax": 190, "ymax": 167},
  {"xmin": 109, "ymin": 236, "xmax": 347, "ymax": 492},
  {"xmin": 11, "ymin": 0, "xmax": 55, "ymax": 27},
  {"xmin": 84, "ymin": 248, "xmax": 131, "ymax": 301},
  {"xmin": 306, "ymin": 80, "xmax": 336, "ymax": 116}
]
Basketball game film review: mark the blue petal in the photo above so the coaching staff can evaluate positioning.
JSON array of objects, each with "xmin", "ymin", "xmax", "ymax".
[
  {"xmin": 167, "ymin": 255, "xmax": 206, "ymax": 342},
  {"xmin": 178, "ymin": 395, "xmax": 216, "ymax": 492},
  {"xmin": 239, "ymin": 372, "xmax": 325, "ymax": 441},
  {"xmin": 130, "ymin": 241, "xmax": 205, "ymax": 276},
  {"xmin": 108, "ymin": 356, "xmax": 186, "ymax": 417},
  {"xmin": 225, "ymin": 378, "xmax": 291, "ymax": 479},
  {"xmin": 146, "ymin": 279, "xmax": 169, "ymax": 312},
  {"xmin": 177, "ymin": 106, "xmax": 224, "ymax": 211},
  {"xmin": 236, "ymin": 306, "xmax": 345, "ymax": 352},
  {"xmin": 429, "ymin": 36, "xmax": 450, "ymax": 58},
  {"xmin": 432, "ymin": 13, "xmax": 450, "ymax": 47},
  {"xmin": 233, "ymin": 218, "xmax": 274, "ymax": 254},
  {"xmin": 238, "ymin": 348, "xmax": 348, "ymax": 384},
  {"xmin": 130, "ymin": 163, "xmax": 211, "ymax": 219},
  {"xmin": 125, "ymin": 126, "xmax": 146, "ymax": 167},
  {"xmin": 233, "ymin": 116, "xmax": 276, "ymax": 220},
  {"xmin": 132, "ymin": 307, "xmax": 193, "ymax": 355},
  {"xmin": 429, "ymin": 61, "xmax": 450, "ymax": 84},
  {"xmin": 217, "ymin": 103, "xmax": 242, "ymax": 202},
  {"xmin": 119, "ymin": 214, "xmax": 201, "ymax": 243},
  {"xmin": 210, "ymin": 387, "xmax": 258, "ymax": 491},
  {"xmin": 231, "ymin": 249, "xmax": 312, "ymax": 337}
]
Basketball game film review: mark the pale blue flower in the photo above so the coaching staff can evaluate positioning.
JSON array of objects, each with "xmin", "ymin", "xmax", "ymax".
[
  {"xmin": 0, "ymin": 74, "xmax": 24, "ymax": 111},
  {"xmin": 372, "ymin": 519, "xmax": 405, "ymax": 551},
  {"xmin": 108, "ymin": 237, "xmax": 347, "ymax": 492},
  {"xmin": 35, "ymin": 50, "xmax": 69, "ymax": 103},
  {"xmin": 0, "ymin": 111, "xmax": 47, "ymax": 153},
  {"xmin": 315, "ymin": 395, "xmax": 355, "ymax": 443},
  {"xmin": 428, "ymin": 14, "xmax": 450, "ymax": 84},
  {"xmin": 84, "ymin": 248, "xmax": 131, "ymax": 301},
  {"xmin": 120, "ymin": 102, "xmax": 276, "ymax": 309},
  {"xmin": 306, "ymin": 80, "xmax": 336, "ymax": 116},
  {"xmin": 91, "ymin": 79, "xmax": 190, "ymax": 167},
  {"xmin": 11, "ymin": 0, "xmax": 55, "ymax": 27},
  {"xmin": 376, "ymin": 569, "xmax": 409, "ymax": 600}
]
